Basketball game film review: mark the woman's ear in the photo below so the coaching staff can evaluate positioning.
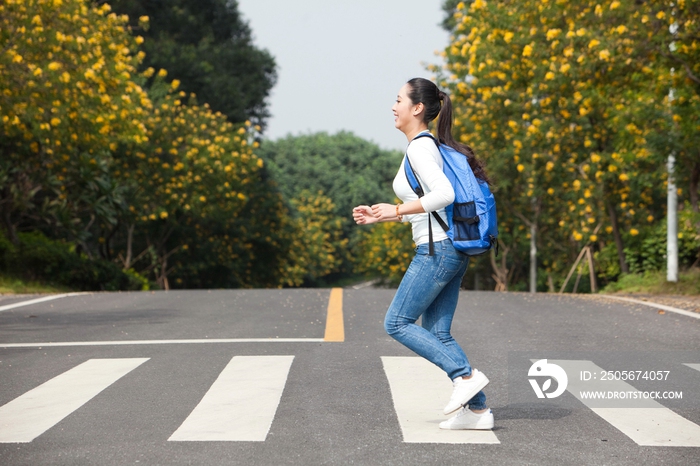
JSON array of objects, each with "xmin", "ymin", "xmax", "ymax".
[{"xmin": 413, "ymin": 102, "xmax": 424, "ymax": 117}]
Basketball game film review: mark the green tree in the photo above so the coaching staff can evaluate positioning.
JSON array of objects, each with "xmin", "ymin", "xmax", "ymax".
[
  {"xmin": 106, "ymin": 0, "xmax": 277, "ymax": 129},
  {"xmin": 0, "ymin": 0, "xmax": 148, "ymax": 248},
  {"xmin": 256, "ymin": 131, "xmax": 403, "ymax": 282},
  {"xmin": 110, "ymin": 75, "xmax": 288, "ymax": 289},
  {"xmin": 435, "ymin": 0, "xmax": 698, "ymax": 290},
  {"xmin": 256, "ymin": 131, "xmax": 401, "ymax": 229}
]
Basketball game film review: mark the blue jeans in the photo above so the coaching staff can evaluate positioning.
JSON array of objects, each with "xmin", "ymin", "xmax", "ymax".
[{"xmin": 384, "ymin": 239, "xmax": 487, "ymax": 410}]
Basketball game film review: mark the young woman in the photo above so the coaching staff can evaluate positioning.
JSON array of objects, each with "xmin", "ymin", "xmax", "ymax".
[{"xmin": 352, "ymin": 78, "xmax": 493, "ymax": 430}]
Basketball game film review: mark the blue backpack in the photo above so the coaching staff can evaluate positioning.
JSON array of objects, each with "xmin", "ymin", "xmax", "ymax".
[{"xmin": 404, "ymin": 133, "xmax": 498, "ymax": 256}]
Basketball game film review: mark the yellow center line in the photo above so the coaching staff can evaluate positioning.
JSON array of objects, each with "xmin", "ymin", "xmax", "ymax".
[{"xmin": 323, "ymin": 288, "xmax": 344, "ymax": 342}]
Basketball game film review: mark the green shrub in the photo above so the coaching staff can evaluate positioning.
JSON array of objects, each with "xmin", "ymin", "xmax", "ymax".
[
  {"xmin": 0, "ymin": 230, "xmax": 149, "ymax": 291},
  {"xmin": 595, "ymin": 203, "xmax": 700, "ymax": 281}
]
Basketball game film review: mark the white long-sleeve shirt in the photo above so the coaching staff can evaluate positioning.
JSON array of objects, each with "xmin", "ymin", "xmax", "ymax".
[{"xmin": 392, "ymin": 132, "xmax": 454, "ymax": 246}]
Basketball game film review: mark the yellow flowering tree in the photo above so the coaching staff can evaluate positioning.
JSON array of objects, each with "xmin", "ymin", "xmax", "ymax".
[
  {"xmin": 437, "ymin": 0, "xmax": 691, "ymax": 289},
  {"xmin": 354, "ymin": 221, "xmax": 414, "ymax": 286},
  {"xmin": 0, "ymin": 0, "xmax": 148, "ymax": 247},
  {"xmin": 111, "ymin": 74, "xmax": 290, "ymax": 288},
  {"xmin": 280, "ymin": 190, "xmax": 348, "ymax": 287}
]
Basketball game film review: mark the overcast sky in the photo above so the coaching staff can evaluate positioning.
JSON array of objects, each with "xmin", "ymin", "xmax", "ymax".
[{"xmin": 236, "ymin": 0, "xmax": 449, "ymax": 152}]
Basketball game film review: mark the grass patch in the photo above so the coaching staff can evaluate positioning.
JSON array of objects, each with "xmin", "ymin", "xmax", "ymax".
[
  {"xmin": 0, "ymin": 274, "xmax": 73, "ymax": 295},
  {"xmin": 601, "ymin": 268, "xmax": 700, "ymax": 295}
]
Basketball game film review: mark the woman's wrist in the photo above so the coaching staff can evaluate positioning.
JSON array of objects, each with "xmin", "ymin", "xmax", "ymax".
[{"xmin": 395, "ymin": 204, "xmax": 403, "ymax": 222}]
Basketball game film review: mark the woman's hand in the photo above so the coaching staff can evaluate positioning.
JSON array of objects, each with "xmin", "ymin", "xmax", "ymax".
[
  {"xmin": 353, "ymin": 205, "xmax": 379, "ymax": 225},
  {"xmin": 371, "ymin": 203, "xmax": 397, "ymax": 221}
]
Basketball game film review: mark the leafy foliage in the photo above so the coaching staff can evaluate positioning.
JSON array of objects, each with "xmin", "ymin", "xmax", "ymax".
[
  {"xmin": 106, "ymin": 0, "xmax": 277, "ymax": 129},
  {"xmin": 0, "ymin": 0, "xmax": 148, "ymax": 246},
  {"xmin": 257, "ymin": 132, "xmax": 403, "ymax": 281},
  {"xmin": 0, "ymin": 0, "xmax": 295, "ymax": 290},
  {"xmin": 430, "ymin": 0, "xmax": 700, "ymax": 290},
  {"xmin": 257, "ymin": 132, "xmax": 402, "ymax": 223},
  {"xmin": 353, "ymin": 222, "xmax": 414, "ymax": 286},
  {"xmin": 0, "ymin": 230, "xmax": 148, "ymax": 291}
]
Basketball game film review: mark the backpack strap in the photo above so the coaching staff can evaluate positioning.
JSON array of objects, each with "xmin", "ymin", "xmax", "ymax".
[{"xmin": 403, "ymin": 134, "xmax": 450, "ymax": 255}]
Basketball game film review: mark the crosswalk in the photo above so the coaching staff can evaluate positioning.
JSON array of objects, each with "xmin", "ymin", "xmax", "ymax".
[{"xmin": 1, "ymin": 356, "xmax": 699, "ymax": 446}]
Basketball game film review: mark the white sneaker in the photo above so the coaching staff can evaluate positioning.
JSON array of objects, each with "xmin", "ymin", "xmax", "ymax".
[
  {"xmin": 443, "ymin": 368, "xmax": 489, "ymax": 415},
  {"xmin": 440, "ymin": 408, "xmax": 494, "ymax": 430}
]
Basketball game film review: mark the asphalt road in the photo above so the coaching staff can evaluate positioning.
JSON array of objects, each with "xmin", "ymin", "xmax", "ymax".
[{"xmin": 0, "ymin": 289, "xmax": 698, "ymax": 465}]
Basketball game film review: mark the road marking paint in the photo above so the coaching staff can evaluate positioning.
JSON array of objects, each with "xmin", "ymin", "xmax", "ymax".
[
  {"xmin": 0, "ymin": 358, "xmax": 148, "ymax": 443},
  {"xmin": 168, "ymin": 355, "xmax": 293, "ymax": 442},
  {"xmin": 598, "ymin": 295, "xmax": 700, "ymax": 320},
  {"xmin": 0, "ymin": 338, "xmax": 324, "ymax": 348},
  {"xmin": 549, "ymin": 360, "xmax": 700, "ymax": 447},
  {"xmin": 323, "ymin": 288, "xmax": 344, "ymax": 342},
  {"xmin": 0, "ymin": 293, "xmax": 89, "ymax": 313},
  {"xmin": 684, "ymin": 363, "xmax": 700, "ymax": 373},
  {"xmin": 381, "ymin": 356, "xmax": 499, "ymax": 444}
]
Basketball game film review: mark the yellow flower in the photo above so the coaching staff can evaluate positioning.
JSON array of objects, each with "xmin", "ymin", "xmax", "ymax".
[
  {"xmin": 599, "ymin": 49, "xmax": 611, "ymax": 60},
  {"xmin": 48, "ymin": 62, "xmax": 61, "ymax": 71},
  {"xmin": 160, "ymin": 211, "xmax": 168, "ymax": 219},
  {"xmin": 504, "ymin": 31, "xmax": 514, "ymax": 43},
  {"xmin": 517, "ymin": 164, "xmax": 525, "ymax": 172},
  {"xmin": 610, "ymin": 1, "xmax": 620, "ymax": 9},
  {"xmin": 545, "ymin": 71, "xmax": 555, "ymax": 80},
  {"xmin": 522, "ymin": 44, "xmax": 533, "ymax": 57},
  {"xmin": 33, "ymin": 68, "xmax": 43, "ymax": 76},
  {"xmin": 656, "ymin": 11, "xmax": 665, "ymax": 19},
  {"xmin": 588, "ymin": 39, "xmax": 600, "ymax": 49},
  {"xmin": 199, "ymin": 196, "xmax": 206, "ymax": 202},
  {"xmin": 158, "ymin": 69, "xmax": 168, "ymax": 77},
  {"xmin": 630, "ymin": 228, "xmax": 639, "ymax": 236},
  {"xmin": 590, "ymin": 235, "xmax": 598, "ymax": 242},
  {"xmin": 171, "ymin": 79, "xmax": 181, "ymax": 90},
  {"xmin": 619, "ymin": 173, "xmax": 629, "ymax": 181},
  {"xmin": 51, "ymin": 118, "xmax": 61, "ymax": 126},
  {"xmin": 546, "ymin": 29, "xmax": 561, "ymax": 40}
]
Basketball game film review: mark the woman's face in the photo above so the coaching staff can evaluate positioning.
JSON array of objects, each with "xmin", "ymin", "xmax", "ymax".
[{"xmin": 392, "ymin": 83, "xmax": 418, "ymax": 132}]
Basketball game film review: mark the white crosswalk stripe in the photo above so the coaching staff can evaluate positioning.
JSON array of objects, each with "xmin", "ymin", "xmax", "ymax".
[
  {"xmin": 684, "ymin": 363, "xmax": 700, "ymax": 373},
  {"xmin": 381, "ymin": 356, "xmax": 500, "ymax": 444},
  {"xmin": 168, "ymin": 355, "xmax": 294, "ymax": 442},
  {"xmin": 549, "ymin": 360, "xmax": 700, "ymax": 447},
  {"xmin": 1, "ymin": 356, "xmax": 698, "ymax": 446},
  {"xmin": 0, "ymin": 358, "xmax": 149, "ymax": 443}
]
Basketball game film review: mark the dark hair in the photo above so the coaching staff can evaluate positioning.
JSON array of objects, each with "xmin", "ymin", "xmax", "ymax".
[{"xmin": 406, "ymin": 78, "xmax": 490, "ymax": 184}]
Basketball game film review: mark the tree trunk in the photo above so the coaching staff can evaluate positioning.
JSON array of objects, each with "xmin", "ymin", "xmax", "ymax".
[
  {"xmin": 0, "ymin": 186, "xmax": 19, "ymax": 246},
  {"xmin": 690, "ymin": 159, "xmax": 699, "ymax": 213},
  {"xmin": 606, "ymin": 200, "xmax": 629, "ymax": 274},
  {"xmin": 1, "ymin": 206, "xmax": 18, "ymax": 246},
  {"xmin": 124, "ymin": 224, "xmax": 134, "ymax": 269},
  {"xmin": 490, "ymin": 240, "xmax": 510, "ymax": 291}
]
